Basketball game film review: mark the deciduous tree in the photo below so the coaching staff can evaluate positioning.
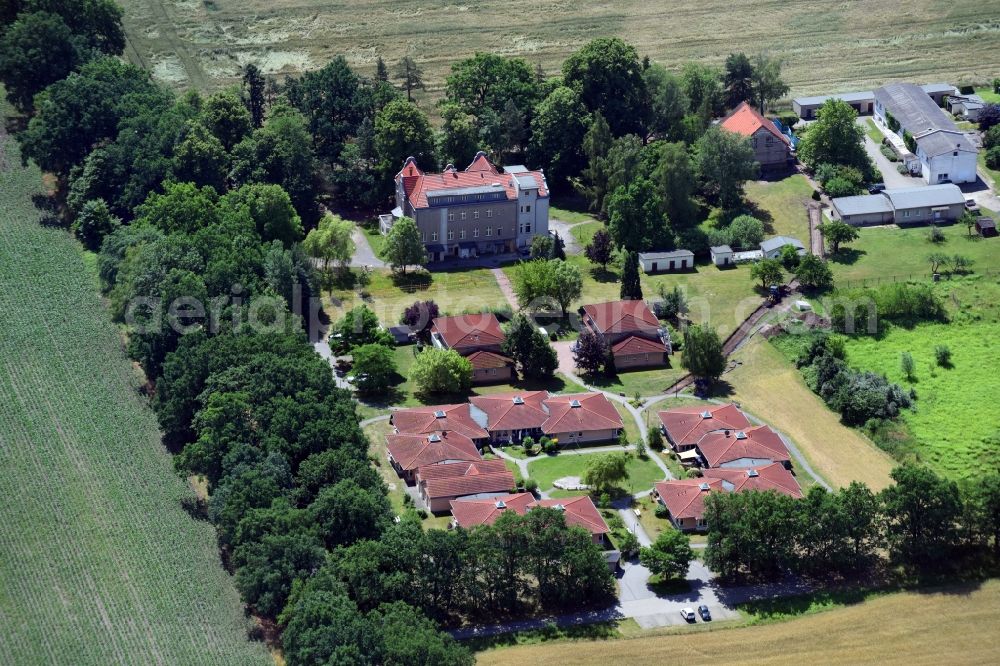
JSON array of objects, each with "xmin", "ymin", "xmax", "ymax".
[
  {"xmin": 582, "ymin": 453, "xmax": 629, "ymax": 492},
  {"xmin": 695, "ymin": 126, "xmax": 759, "ymax": 210},
  {"xmin": 380, "ymin": 216, "xmax": 427, "ymax": 274},
  {"xmin": 750, "ymin": 258, "xmax": 784, "ymax": 289},
  {"xmin": 409, "ymin": 348, "xmax": 473, "ymax": 395},
  {"xmin": 573, "ymin": 329, "xmax": 609, "ymax": 376},
  {"xmin": 681, "ymin": 324, "xmax": 726, "ymax": 383},
  {"xmin": 585, "ymin": 228, "xmax": 614, "ymax": 270},
  {"xmin": 501, "ymin": 313, "xmax": 557, "ymax": 379},
  {"xmin": 562, "ymin": 37, "xmax": 646, "ymax": 136},
  {"xmin": 620, "ymin": 251, "xmax": 642, "ymax": 300},
  {"xmin": 512, "ymin": 259, "xmax": 582, "ymax": 316},
  {"xmin": 820, "ymin": 220, "xmax": 859, "ymax": 253},
  {"xmin": 351, "ymin": 343, "xmax": 397, "ymax": 394},
  {"xmin": 640, "ymin": 529, "xmax": 693, "ymax": 580}
]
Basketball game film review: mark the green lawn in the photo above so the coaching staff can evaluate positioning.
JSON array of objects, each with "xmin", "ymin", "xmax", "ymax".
[
  {"xmin": 550, "ymin": 205, "xmax": 601, "ymax": 225},
  {"xmin": 0, "ymin": 115, "xmax": 269, "ymax": 664},
  {"xmin": 569, "ymin": 221, "xmax": 603, "ymax": 248},
  {"xmin": 837, "ymin": 277, "xmax": 1000, "ymax": 481},
  {"xmin": 863, "ymin": 117, "xmax": 885, "ymax": 144},
  {"xmin": 744, "ymin": 173, "xmax": 816, "ymax": 239},
  {"xmin": 359, "ymin": 222, "xmax": 385, "ymax": 257},
  {"xmin": 587, "ymin": 365, "xmax": 688, "ymax": 401},
  {"xmin": 978, "ymin": 150, "xmax": 999, "ymax": 190},
  {"xmin": 829, "ymin": 223, "xmax": 1000, "ymax": 287},
  {"xmin": 975, "ymin": 86, "xmax": 1000, "ymax": 104},
  {"xmin": 527, "ymin": 452, "xmax": 666, "ymax": 495}
]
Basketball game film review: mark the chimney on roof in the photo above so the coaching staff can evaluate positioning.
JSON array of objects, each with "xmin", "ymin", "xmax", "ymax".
[{"xmin": 724, "ymin": 429, "xmax": 730, "ymax": 438}]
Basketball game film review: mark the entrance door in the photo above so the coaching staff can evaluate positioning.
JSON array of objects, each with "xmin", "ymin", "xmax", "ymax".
[
  {"xmin": 651, "ymin": 262, "xmax": 657, "ymax": 272},
  {"xmin": 669, "ymin": 260, "xmax": 675, "ymax": 270}
]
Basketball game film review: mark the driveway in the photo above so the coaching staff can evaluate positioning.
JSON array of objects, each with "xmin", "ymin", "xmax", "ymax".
[
  {"xmin": 858, "ymin": 121, "xmax": 923, "ymax": 189},
  {"xmin": 548, "ymin": 218, "xmax": 588, "ymax": 256},
  {"xmin": 349, "ymin": 226, "xmax": 386, "ymax": 268}
]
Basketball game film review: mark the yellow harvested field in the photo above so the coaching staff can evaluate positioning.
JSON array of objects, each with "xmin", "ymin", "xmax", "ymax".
[
  {"xmin": 477, "ymin": 580, "xmax": 1000, "ymax": 665},
  {"xmin": 120, "ymin": 1, "xmax": 1000, "ymax": 97},
  {"xmin": 725, "ymin": 337, "xmax": 895, "ymax": 490}
]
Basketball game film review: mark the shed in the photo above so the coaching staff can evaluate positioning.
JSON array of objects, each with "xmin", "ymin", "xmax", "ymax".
[
  {"xmin": 885, "ymin": 184, "xmax": 966, "ymax": 224},
  {"xmin": 639, "ymin": 250, "xmax": 694, "ymax": 273},
  {"xmin": 760, "ymin": 236, "xmax": 806, "ymax": 259},
  {"xmin": 710, "ymin": 245, "xmax": 734, "ymax": 267},
  {"xmin": 976, "ymin": 217, "xmax": 997, "ymax": 238},
  {"xmin": 791, "ymin": 90, "xmax": 873, "ymax": 120},
  {"xmin": 830, "ymin": 194, "xmax": 894, "ymax": 226}
]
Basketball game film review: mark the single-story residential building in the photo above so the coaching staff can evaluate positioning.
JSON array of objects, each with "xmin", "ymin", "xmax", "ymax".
[
  {"xmin": 652, "ymin": 463, "xmax": 802, "ymax": 531},
  {"xmin": 760, "ymin": 236, "xmax": 806, "ymax": 259},
  {"xmin": 449, "ymin": 493, "xmax": 610, "ymax": 546},
  {"xmin": 638, "ymin": 250, "xmax": 694, "ymax": 273},
  {"xmin": 385, "ymin": 431, "xmax": 482, "ymax": 483},
  {"xmin": 579, "ymin": 300, "xmax": 670, "ymax": 369},
  {"xmin": 719, "ymin": 101, "xmax": 793, "ymax": 169},
  {"xmin": 658, "ymin": 403, "xmax": 752, "ymax": 451},
  {"xmin": 831, "ymin": 184, "xmax": 967, "ymax": 226},
  {"xmin": 416, "ymin": 459, "xmax": 515, "ymax": 513},
  {"xmin": 391, "ymin": 403, "xmax": 490, "ymax": 445},
  {"xmin": 430, "ymin": 313, "xmax": 514, "ymax": 383},
  {"xmin": 469, "ymin": 391, "xmax": 549, "ymax": 445},
  {"xmin": 710, "ymin": 245, "xmax": 734, "ymax": 267},
  {"xmin": 694, "ymin": 425, "xmax": 791, "ymax": 469},
  {"xmin": 976, "ymin": 217, "xmax": 997, "ymax": 238},
  {"xmin": 541, "ymin": 393, "xmax": 624, "ymax": 446}
]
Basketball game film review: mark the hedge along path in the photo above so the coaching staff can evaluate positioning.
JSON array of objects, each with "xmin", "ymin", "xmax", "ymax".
[{"xmin": 0, "ymin": 131, "xmax": 270, "ymax": 664}]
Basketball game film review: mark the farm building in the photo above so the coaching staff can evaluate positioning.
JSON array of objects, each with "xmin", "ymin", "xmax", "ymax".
[
  {"xmin": 638, "ymin": 250, "xmax": 694, "ymax": 273},
  {"xmin": 947, "ymin": 93, "xmax": 986, "ymax": 121},
  {"xmin": 791, "ymin": 83, "xmax": 956, "ymax": 120},
  {"xmin": 976, "ymin": 217, "xmax": 997, "ymax": 238},
  {"xmin": 874, "ymin": 83, "xmax": 977, "ymax": 184},
  {"xmin": 831, "ymin": 184, "xmax": 966, "ymax": 226},
  {"xmin": 719, "ymin": 102, "xmax": 793, "ymax": 169},
  {"xmin": 710, "ymin": 245, "xmax": 734, "ymax": 267},
  {"xmin": 760, "ymin": 236, "xmax": 806, "ymax": 259}
]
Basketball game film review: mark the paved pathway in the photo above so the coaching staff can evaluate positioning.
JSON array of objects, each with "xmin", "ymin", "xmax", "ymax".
[
  {"xmin": 808, "ymin": 203, "xmax": 825, "ymax": 257},
  {"xmin": 490, "ymin": 267, "xmax": 519, "ymax": 310},
  {"xmin": 349, "ymin": 226, "xmax": 386, "ymax": 268},
  {"xmin": 549, "ymin": 218, "xmax": 588, "ymax": 256},
  {"xmin": 312, "ymin": 338, "xmax": 353, "ymax": 390},
  {"xmin": 860, "ymin": 131, "xmax": 924, "ymax": 189}
]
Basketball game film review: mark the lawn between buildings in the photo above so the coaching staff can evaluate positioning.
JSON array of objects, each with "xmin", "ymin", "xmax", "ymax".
[{"xmin": 527, "ymin": 451, "xmax": 666, "ymax": 497}]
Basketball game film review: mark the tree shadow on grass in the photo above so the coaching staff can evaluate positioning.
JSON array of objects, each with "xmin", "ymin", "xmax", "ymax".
[
  {"xmin": 828, "ymin": 248, "xmax": 867, "ymax": 265},
  {"xmin": 703, "ymin": 379, "xmax": 735, "ymax": 399},
  {"xmin": 589, "ymin": 266, "xmax": 620, "ymax": 283},
  {"xmin": 390, "ymin": 270, "xmax": 432, "ymax": 292}
]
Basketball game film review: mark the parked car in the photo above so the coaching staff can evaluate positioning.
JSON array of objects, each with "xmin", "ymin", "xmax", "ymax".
[
  {"xmin": 867, "ymin": 183, "xmax": 886, "ymax": 194},
  {"xmin": 698, "ymin": 604, "xmax": 712, "ymax": 621},
  {"xmin": 680, "ymin": 607, "xmax": 696, "ymax": 622},
  {"xmin": 966, "ymin": 198, "xmax": 980, "ymax": 213}
]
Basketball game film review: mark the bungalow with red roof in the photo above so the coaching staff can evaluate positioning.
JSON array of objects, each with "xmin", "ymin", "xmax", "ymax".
[
  {"xmin": 719, "ymin": 102, "xmax": 792, "ymax": 170},
  {"xmin": 469, "ymin": 391, "xmax": 549, "ymax": 444},
  {"xmin": 541, "ymin": 392, "xmax": 624, "ymax": 446},
  {"xmin": 390, "ymin": 403, "xmax": 490, "ymax": 445},
  {"xmin": 430, "ymin": 313, "xmax": 513, "ymax": 383},
  {"xmin": 416, "ymin": 459, "xmax": 515, "ymax": 513},
  {"xmin": 657, "ymin": 403, "xmax": 751, "ymax": 452},
  {"xmin": 652, "ymin": 463, "xmax": 802, "ymax": 531},
  {"xmin": 384, "ymin": 431, "xmax": 482, "ymax": 483},
  {"xmin": 695, "ymin": 424, "xmax": 791, "ymax": 470},
  {"xmin": 449, "ymin": 493, "xmax": 610, "ymax": 546},
  {"xmin": 578, "ymin": 300, "xmax": 670, "ymax": 370},
  {"xmin": 387, "ymin": 152, "xmax": 550, "ymax": 262}
]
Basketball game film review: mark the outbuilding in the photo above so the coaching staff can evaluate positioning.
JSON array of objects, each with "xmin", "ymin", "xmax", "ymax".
[
  {"xmin": 830, "ymin": 194, "xmax": 895, "ymax": 226},
  {"xmin": 710, "ymin": 245, "xmax": 734, "ymax": 267},
  {"xmin": 792, "ymin": 90, "xmax": 873, "ymax": 120},
  {"xmin": 638, "ymin": 250, "xmax": 694, "ymax": 273},
  {"xmin": 885, "ymin": 184, "xmax": 966, "ymax": 225},
  {"xmin": 760, "ymin": 236, "xmax": 806, "ymax": 259},
  {"xmin": 976, "ymin": 217, "xmax": 997, "ymax": 238}
]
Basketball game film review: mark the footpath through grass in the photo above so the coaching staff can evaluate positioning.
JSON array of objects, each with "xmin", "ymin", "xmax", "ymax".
[{"xmin": 0, "ymin": 130, "xmax": 269, "ymax": 663}]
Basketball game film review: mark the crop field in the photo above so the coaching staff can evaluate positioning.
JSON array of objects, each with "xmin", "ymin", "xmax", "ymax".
[
  {"xmin": 477, "ymin": 579, "xmax": 1000, "ymax": 665},
  {"xmin": 0, "ymin": 129, "xmax": 270, "ymax": 663},
  {"xmin": 120, "ymin": 0, "xmax": 1000, "ymax": 99}
]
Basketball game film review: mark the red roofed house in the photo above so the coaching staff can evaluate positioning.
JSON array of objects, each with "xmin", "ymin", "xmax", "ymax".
[
  {"xmin": 469, "ymin": 391, "xmax": 549, "ymax": 445},
  {"xmin": 579, "ymin": 300, "xmax": 669, "ymax": 370},
  {"xmin": 695, "ymin": 424, "xmax": 791, "ymax": 470},
  {"xmin": 415, "ymin": 459, "xmax": 515, "ymax": 513},
  {"xmin": 385, "ymin": 431, "xmax": 482, "ymax": 483},
  {"xmin": 541, "ymin": 392, "xmax": 624, "ymax": 446},
  {"xmin": 449, "ymin": 493, "xmax": 610, "ymax": 545},
  {"xmin": 390, "ymin": 403, "xmax": 490, "ymax": 445},
  {"xmin": 652, "ymin": 463, "xmax": 802, "ymax": 531},
  {"xmin": 658, "ymin": 403, "xmax": 752, "ymax": 452},
  {"xmin": 430, "ymin": 313, "xmax": 513, "ymax": 383},
  {"xmin": 719, "ymin": 102, "xmax": 792, "ymax": 170},
  {"xmin": 386, "ymin": 152, "xmax": 550, "ymax": 262}
]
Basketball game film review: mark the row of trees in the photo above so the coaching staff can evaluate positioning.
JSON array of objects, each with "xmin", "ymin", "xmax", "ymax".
[{"xmin": 705, "ymin": 465, "xmax": 1000, "ymax": 580}]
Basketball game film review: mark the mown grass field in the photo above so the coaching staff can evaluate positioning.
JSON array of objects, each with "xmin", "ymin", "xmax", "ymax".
[
  {"xmin": 0, "ymin": 128, "xmax": 270, "ymax": 663},
  {"xmin": 527, "ymin": 451, "xmax": 665, "ymax": 496},
  {"xmin": 837, "ymin": 276, "xmax": 1000, "ymax": 481},
  {"xmin": 744, "ymin": 174, "xmax": 815, "ymax": 239},
  {"xmin": 120, "ymin": 0, "xmax": 1000, "ymax": 102},
  {"xmin": 477, "ymin": 580, "xmax": 1000, "ymax": 665}
]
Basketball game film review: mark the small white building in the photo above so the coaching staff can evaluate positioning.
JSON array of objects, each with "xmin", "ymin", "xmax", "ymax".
[
  {"xmin": 710, "ymin": 245, "xmax": 734, "ymax": 267},
  {"xmin": 760, "ymin": 236, "xmax": 806, "ymax": 259},
  {"xmin": 638, "ymin": 250, "xmax": 694, "ymax": 273}
]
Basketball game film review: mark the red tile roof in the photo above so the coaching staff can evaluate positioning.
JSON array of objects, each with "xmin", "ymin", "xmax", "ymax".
[
  {"xmin": 419, "ymin": 459, "xmax": 515, "ymax": 499},
  {"xmin": 696, "ymin": 425, "xmax": 791, "ymax": 469},
  {"xmin": 430, "ymin": 314, "xmax": 506, "ymax": 352},
  {"xmin": 653, "ymin": 463, "xmax": 802, "ymax": 522},
  {"xmin": 469, "ymin": 391, "xmax": 549, "ymax": 432},
  {"xmin": 391, "ymin": 404, "xmax": 489, "ymax": 441},
  {"xmin": 611, "ymin": 335, "xmax": 666, "ymax": 355},
  {"xmin": 542, "ymin": 392, "xmax": 623, "ymax": 435},
  {"xmin": 395, "ymin": 153, "xmax": 547, "ymax": 210},
  {"xmin": 703, "ymin": 463, "xmax": 802, "ymax": 498},
  {"xmin": 657, "ymin": 404, "xmax": 751, "ymax": 448},
  {"xmin": 450, "ymin": 493, "xmax": 609, "ymax": 536},
  {"xmin": 720, "ymin": 102, "xmax": 790, "ymax": 145},
  {"xmin": 582, "ymin": 300, "xmax": 660, "ymax": 337},
  {"xmin": 385, "ymin": 431, "xmax": 481, "ymax": 472},
  {"xmin": 466, "ymin": 350, "xmax": 513, "ymax": 370}
]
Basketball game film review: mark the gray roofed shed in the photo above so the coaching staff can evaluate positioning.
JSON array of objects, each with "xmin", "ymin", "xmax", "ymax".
[
  {"xmin": 831, "ymin": 194, "xmax": 893, "ymax": 216},
  {"xmin": 638, "ymin": 250, "xmax": 695, "ymax": 260},
  {"xmin": 884, "ymin": 184, "xmax": 965, "ymax": 210},
  {"xmin": 792, "ymin": 90, "xmax": 873, "ymax": 106},
  {"xmin": 760, "ymin": 236, "xmax": 805, "ymax": 254}
]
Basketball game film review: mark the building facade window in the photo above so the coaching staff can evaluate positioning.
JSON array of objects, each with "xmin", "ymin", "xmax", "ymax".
[
  {"xmin": 486, "ymin": 209, "xmax": 493, "ymax": 218},
  {"xmin": 422, "ymin": 233, "xmax": 426, "ymax": 242},
  {"xmin": 486, "ymin": 226, "xmax": 492, "ymax": 236},
  {"xmin": 431, "ymin": 231, "xmax": 438, "ymax": 241},
  {"xmin": 460, "ymin": 211, "xmax": 467, "ymax": 220},
  {"xmin": 447, "ymin": 230, "xmax": 454, "ymax": 240},
  {"xmin": 473, "ymin": 210, "xmax": 480, "ymax": 219},
  {"xmin": 473, "ymin": 228, "xmax": 479, "ymax": 238},
  {"xmin": 447, "ymin": 212, "xmax": 454, "ymax": 222},
  {"xmin": 460, "ymin": 229, "xmax": 466, "ymax": 239},
  {"xmin": 497, "ymin": 227, "xmax": 502, "ymax": 236}
]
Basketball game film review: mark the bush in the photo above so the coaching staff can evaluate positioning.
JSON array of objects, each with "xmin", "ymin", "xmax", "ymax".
[
  {"xmin": 934, "ymin": 345, "xmax": 952, "ymax": 367},
  {"xmin": 524, "ymin": 478, "xmax": 539, "ymax": 493},
  {"xmin": 824, "ymin": 176, "xmax": 861, "ymax": 198},
  {"xmin": 648, "ymin": 426, "xmax": 664, "ymax": 451},
  {"xmin": 654, "ymin": 504, "xmax": 670, "ymax": 519},
  {"xmin": 727, "ymin": 215, "xmax": 765, "ymax": 250},
  {"xmin": 896, "ymin": 163, "xmax": 908, "ymax": 174},
  {"xmin": 982, "ymin": 125, "xmax": 1000, "ymax": 151},
  {"xmin": 985, "ymin": 146, "xmax": 1000, "ymax": 171},
  {"xmin": 811, "ymin": 189, "xmax": 821, "ymax": 201},
  {"xmin": 880, "ymin": 145, "xmax": 899, "ymax": 162},
  {"xmin": 927, "ymin": 226, "xmax": 945, "ymax": 243}
]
